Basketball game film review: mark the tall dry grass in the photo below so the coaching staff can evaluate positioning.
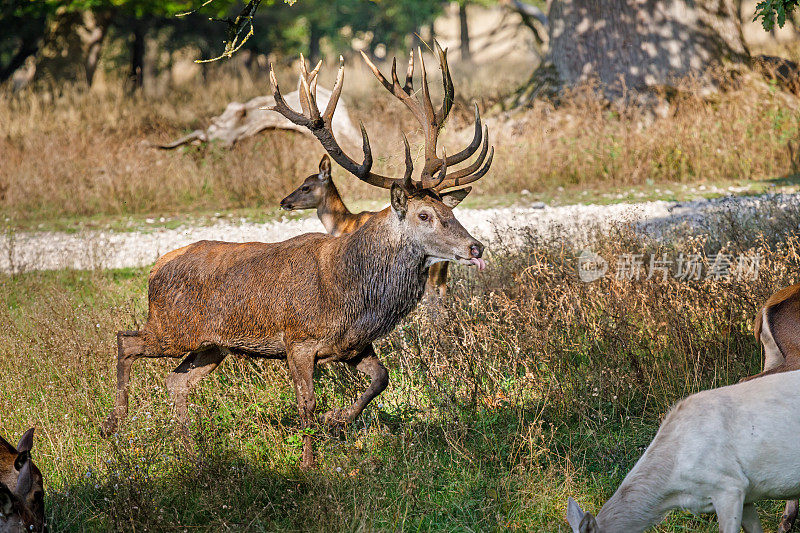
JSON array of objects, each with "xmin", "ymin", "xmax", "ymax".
[
  {"xmin": 0, "ymin": 203, "xmax": 798, "ymax": 530},
  {"xmin": 1, "ymin": 60, "xmax": 799, "ymax": 226}
]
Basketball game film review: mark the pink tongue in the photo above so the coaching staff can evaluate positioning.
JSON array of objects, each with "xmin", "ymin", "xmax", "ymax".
[{"xmin": 469, "ymin": 257, "xmax": 486, "ymax": 271}]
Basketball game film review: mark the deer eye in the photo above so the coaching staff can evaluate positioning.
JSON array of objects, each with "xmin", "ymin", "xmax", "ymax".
[
  {"xmin": 301, "ymin": 186, "xmax": 310, "ymax": 192},
  {"xmin": 418, "ymin": 213, "xmax": 429, "ymax": 221}
]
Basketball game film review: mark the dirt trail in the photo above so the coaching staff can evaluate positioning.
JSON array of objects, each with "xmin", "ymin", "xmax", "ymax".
[{"xmin": 2, "ymin": 194, "xmax": 797, "ymax": 273}]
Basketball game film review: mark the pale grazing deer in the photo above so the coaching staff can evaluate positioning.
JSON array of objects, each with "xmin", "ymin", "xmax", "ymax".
[
  {"xmin": 0, "ymin": 429, "xmax": 43, "ymax": 532},
  {"xmin": 567, "ymin": 370, "xmax": 800, "ymax": 532},
  {"xmin": 280, "ymin": 153, "xmax": 465, "ymax": 298},
  {"xmin": 740, "ymin": 282, "xmax": 800, "ymax": 533},
  {"xmin": 101, "ymin": 42, "xmax": 492, "ymax": 469}
]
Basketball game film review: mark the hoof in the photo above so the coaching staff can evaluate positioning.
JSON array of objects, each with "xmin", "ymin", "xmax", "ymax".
[{"xmin": 100, "ymin": 416, "xmax": 118, "ymax": 439}]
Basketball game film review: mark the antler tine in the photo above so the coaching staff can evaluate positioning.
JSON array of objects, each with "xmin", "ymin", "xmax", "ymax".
[
  {"xmin": 360, "ymin": 50, "xmax": 394, "ymax": 93},
  {"xmin": 430, "ymin": 103, "xmax": 483, "ymax": 174},
  {"xmin": 427, "ymin": 148, "xmax": 447, "ymax": 190},
  {"xmin": 434, "ymin": 41, "xmax": 454, "ymax": 125},
  {"xmin": 297, "ymin": 55, "xmax": 311, "ymax": 116},
  {"xmin": 390, "ymin": 58, "xmax": 402, "ymax": 91},
  {"xmin": 322, "ymin": 56, "xmax": 345, "ymax": 127},
  {"xmin": 309, "ymin": 59, "xmax": 322, "ymax": 99},
  {"xmin": 309, "ymin": 59, "xmax": 322, "ymax": 82},
  {"xmin": 266, "ymin": 56, "xmax": 400, "ymax": 189},
  {"xmin": 300, "ymin": 74, "xmax": 321, "ymax": 122},
  {"xmin": 417, "ymin": 47, "xmax": 437, "ymax": 128},
  {"xmin": 436, "ymin": 125, "xmax": 489, "ymax": 183},
  {"xmin": 401, "ymin": 132, "xmax": 414, "ymax": 189},
  {"xmin": 433, "ymin": 146, "xmax": 494, "ymax": 192},
  {"xmin": 297, "ymin": 55, "xmax": 322, "ymax": 116},
  {"xmin": 404, "ymin": 49, "xmax": 414, "ymax": 92},
  {"xmin": 266, "ymin": 64, "xmax": 310, "ymax": 126},
  {"xmin": 417, "ymin": 46, "xmax": 446, "ymax": 181}
]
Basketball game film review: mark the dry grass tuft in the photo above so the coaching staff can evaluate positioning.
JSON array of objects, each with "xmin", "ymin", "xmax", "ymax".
[{"xmin": 2, "ymin": 62, "xmax": 799, "ymax": 225}]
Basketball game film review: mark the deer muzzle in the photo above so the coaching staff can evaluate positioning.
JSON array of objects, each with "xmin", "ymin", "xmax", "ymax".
[{"xmin": 468, "ymin": 243, "xmax": 486, "ymax": 271}]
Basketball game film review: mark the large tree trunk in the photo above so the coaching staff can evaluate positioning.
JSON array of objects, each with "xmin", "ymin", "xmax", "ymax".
[
  {"xmin": 82, "ymin": 11, "xmax": 112, "ymax": 86},
  {"xmin": 459, "ymin": 3, "xmax": 472, "ymax": 62},
  {"xmin": 31, "ymin": 9, "xmax": 112, "ymax": 88},
  {"xmin": 308, "ymin": 20, "xmax": 321, "ymax": 65},
  {"xmin": 517, "ymin": 0, "xmax": 748, "ymax": 104},
  {"xmin": 129, "ymin": 20, "xmax": 146, "ymax": 92}
]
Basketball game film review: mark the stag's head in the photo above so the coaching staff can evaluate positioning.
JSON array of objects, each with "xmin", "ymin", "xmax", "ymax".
[
  {"xmin": 0, "ymin": 429, "xmax": 43, "ymax": 532},
  {"xmin": 280, "ymin": 155, "xmax": 334, "ymax": 211},
  {"xmin": 267, "ymin": 42, "xmax": 492, "ymax": 270}
]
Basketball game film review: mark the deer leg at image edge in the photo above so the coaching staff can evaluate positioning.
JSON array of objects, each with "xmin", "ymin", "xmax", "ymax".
[
  {"xmin": 712, "ymin": 491, "xmax": 750, "ymax": 533},
  {"xmin": 101, "ymin": 330, "xmax": 145, "ymax": 437},
  {"xmin": 165, "ymin": 347, "xmax": 227, "ymax": 442},
  {"xmin": 778, "ymin": 500, "xmax": 798, "ymax": 533},
  {"xmin": 322, "ymin": 344, "xmax": 388, "ymax": 426},
  {"xmin": 287, "ymin": 344, "xmax": 317, "ymax": 470}
]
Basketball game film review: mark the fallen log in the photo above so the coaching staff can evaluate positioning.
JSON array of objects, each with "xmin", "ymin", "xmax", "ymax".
[{"xmin": 154, "ymin": 86, "xmax": 360, "ymax": 149}]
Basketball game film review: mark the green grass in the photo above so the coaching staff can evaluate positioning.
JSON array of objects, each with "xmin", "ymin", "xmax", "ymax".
[{"xmin": 3, "ymin": 208, "xmax": 800, "ymax": 531}]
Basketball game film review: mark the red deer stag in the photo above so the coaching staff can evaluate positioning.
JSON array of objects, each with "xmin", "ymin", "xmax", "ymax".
[
  {"xmin": 0, "ymin": 429, "xmax": 43, "ymax": 532},
  {"xmin": 101, "ymin": 42, "xmax": 492, "ymax": 469},
  {"xmin": 279, "ymin": 45, "xmax": 489, "ymax": 299},
  {"xmin": 280, "ymin": 153, "xmax": 464, "ymax": 298},
  {"xmin": 740, "ymin": 282, "xmax": 800, "ymax": 533}
]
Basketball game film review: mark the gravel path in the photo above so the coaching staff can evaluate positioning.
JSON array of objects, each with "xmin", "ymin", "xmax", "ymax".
[{"xmin": 3, "ymin": 193, "xmax": 799, "ymax": 273}]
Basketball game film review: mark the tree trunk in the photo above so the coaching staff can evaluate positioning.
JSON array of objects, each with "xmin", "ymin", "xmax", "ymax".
[
  {"xmin": 308, "ymin": 20, "xmax": 321, "ymax": 65},
  {"xmin": 459, "ymin": 3, "xmax": 471, "ymax": 62},
  {"xmin": 0, "ymin": 38, "xmax": 40, "ymax": 84},
  {"xmin": 523, "ymin": 0, "xmax": 749, "ymax": 103},
  {"xmin": 83, "ymin": 11, "xmax": 112, "ymax": 86},
  {"xmin": 31, "ymin": 9, "xmax": 111, "ymax": 88},
  {"xmin": 129, "ymin": 21, "xmax": 146, "ymax": 92}
]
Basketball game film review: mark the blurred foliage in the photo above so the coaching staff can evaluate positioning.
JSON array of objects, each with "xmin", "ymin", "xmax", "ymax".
[
  {"xmin": 1, "ymin": 0, "xmax": 451, "ymax": 84},
  {"xmin": 754, "ymin": 0, "xmax": 799, "ymax": 30}
]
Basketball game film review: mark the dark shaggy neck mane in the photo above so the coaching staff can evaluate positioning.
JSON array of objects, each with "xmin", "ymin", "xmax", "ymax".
[{"xmin": 339, "ymin": 210, "xmax": 429, "ymax": 340}]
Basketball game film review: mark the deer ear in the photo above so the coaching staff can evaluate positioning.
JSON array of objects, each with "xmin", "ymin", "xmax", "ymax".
[
  {"xmin": 13, "ymin": 451, "xmax": 29, "ymax": 472},
  {"xmin": 579, "ymin": 512, "xmax": 599, "ymax": 533},
  {"xmin": 390, "ymin": 183, "xmax": 408, "ymax": 219},
  {"xmin": 16, "ymin": 428, "xmax": 33, "ymax": 454},
  {"xmin": 566, "ymin": 497, "xmax": 585, "ymax": 532},
  {"xmin": 0, "ymin": 485, "xmax": 12, "ymax": 516},
  {"xmin": 439, "ymin": 187, "xmax": 471, "ymax": 208},
  {"xmin": 14, "ymin": 461, "xmax": 32, "ymax": 498},
  {"xmin": 318, "ymin": 155, "xmax": 331, "ymax": 181}
]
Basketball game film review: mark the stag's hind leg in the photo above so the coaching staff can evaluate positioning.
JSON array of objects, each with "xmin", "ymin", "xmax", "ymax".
[
  {"xmin": 165, "ymin": 347, "xmax": 227, "ymax": 438},
  {"xmin": 322, "ymin": 344, "xmax": 388, "ymax": 427},
  {"xmin": 101, "ymin": 331, "xmax": 145, "ymax": 437}
]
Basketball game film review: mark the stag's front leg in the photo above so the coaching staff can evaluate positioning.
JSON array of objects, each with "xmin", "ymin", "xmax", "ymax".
[
  {"xmin": 322, "ymin": 344, "xmax": 388, "ymax": 427},
  {"xmin": 287, "ymin": 344, "xmax": 318, "ymax": 470}
]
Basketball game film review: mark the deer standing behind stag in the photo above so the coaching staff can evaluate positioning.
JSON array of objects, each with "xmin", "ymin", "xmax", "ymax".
[{"xmin": 101, "ymin": 41, "xmax": 492, "ymax": 469}]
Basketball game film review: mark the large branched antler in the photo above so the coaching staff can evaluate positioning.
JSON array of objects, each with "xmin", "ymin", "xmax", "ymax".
[
  {"xmin": 360, "ymin": 41, "xmax": 493, "ymax": 192},
  {"xmin": 266, "ymin": 55, "xmax": 409, "ymax": 189},
  {"xmin": 266, "ymin": 42, "xmax": 492, "ymax": 193}
]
